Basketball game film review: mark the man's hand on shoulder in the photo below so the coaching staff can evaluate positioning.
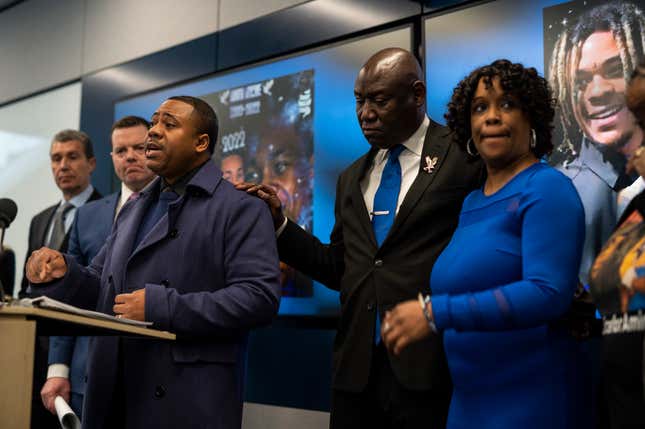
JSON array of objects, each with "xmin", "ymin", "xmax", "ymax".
[
  {"xmin": 26, "ymin": 247, "xmax": 67, "ymax": 283},
  {"xmin": 235, "ymin": 182, "xmax": 286, "ymax": 230}
]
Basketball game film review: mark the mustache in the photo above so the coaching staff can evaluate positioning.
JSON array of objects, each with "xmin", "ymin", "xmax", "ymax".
[{"xmin": 145, "ymin": 140, "xmax": 162, "ymax": 150}]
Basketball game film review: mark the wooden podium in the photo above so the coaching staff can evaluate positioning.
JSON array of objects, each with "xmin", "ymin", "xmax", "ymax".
[{"xmin": 0, "ymin": 305, "xmax": 175, "ymax": 428}]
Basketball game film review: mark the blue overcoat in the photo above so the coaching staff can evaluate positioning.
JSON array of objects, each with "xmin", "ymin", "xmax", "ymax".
[{"xmin": 41, "ymin": 161, "xmax": 281, "ymax": 428}]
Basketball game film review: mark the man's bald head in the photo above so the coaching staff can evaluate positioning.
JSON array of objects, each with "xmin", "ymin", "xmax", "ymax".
[
  {"xmin": 360, "ymin": 48, "xmax": 424, "ymax": 85},
  {"xmin": 354, "ymin": 48, "xmax": 426, "ymax": 149}
]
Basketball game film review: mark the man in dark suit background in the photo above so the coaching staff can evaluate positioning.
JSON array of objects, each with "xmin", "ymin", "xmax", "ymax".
[
  {"xmin": 20, "ymin": 130, "xmax": 101, "ymax": 297},
  {"xmin": 20, "ymin": 129, "xmax": 101, "ymax": 428},
  {"xmin": 40, "ymin": 116, "xmax": 156, "ymax": 420},
  {"xmin": 239, "ymin": 48, "xmax": 482, "ymax": 428}
]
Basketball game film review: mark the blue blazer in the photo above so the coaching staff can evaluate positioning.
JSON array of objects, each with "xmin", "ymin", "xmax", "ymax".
[
  {"xmin": 41, "ymin": 162, "xmax": 281, "ymax": 429},
  {"xmin": 48, "ymin": 192, "xmax": 119, "ymax": 399}
]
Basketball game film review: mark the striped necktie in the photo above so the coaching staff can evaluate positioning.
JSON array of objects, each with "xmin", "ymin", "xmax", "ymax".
[{"xmin": 48, "ymin": 201, "xmax": 74, "ymax": 250}]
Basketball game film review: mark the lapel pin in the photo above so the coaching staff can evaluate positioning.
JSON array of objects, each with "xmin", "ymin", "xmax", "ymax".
[{"xmin": 423, "ymin": 156, "xmax": 438, "ymax": 174}]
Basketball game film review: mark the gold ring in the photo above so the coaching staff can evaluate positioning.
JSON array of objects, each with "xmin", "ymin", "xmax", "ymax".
[
  {"xmin": 636, "ymin": 147, "xmax": 644, "ymax": 157},
  {"xmin": 116, "ymin": 314, "xmax": 122, "ymax": 319}
]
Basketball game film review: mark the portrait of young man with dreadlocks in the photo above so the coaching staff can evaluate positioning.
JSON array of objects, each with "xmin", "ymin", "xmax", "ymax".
[{"xmin": 546, "ymin": 0, "xmax": 645, "ymax": 284}]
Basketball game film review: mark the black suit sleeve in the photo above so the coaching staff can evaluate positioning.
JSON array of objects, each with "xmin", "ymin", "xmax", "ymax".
[
  {"xmin": 19, "ymin": 216, "xmax": 38, "ymax": 298},
  {"xmin": 0, "ymin": 248, "xmax": 15, "ymax": 297},
  {"xmin": 277, "ymin": 176, "xmax": 345, "ymax": 290}
]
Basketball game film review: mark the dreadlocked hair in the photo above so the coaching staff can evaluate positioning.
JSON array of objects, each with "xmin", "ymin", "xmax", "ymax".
[{"xmin": 548, "ymin": 1, "xmax": 645, "ymax": 165}]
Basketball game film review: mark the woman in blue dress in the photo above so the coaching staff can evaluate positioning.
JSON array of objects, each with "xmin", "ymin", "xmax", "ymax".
[{"xmin": 382, "ymin": 59, "xmax": 585, "ymax": 428}]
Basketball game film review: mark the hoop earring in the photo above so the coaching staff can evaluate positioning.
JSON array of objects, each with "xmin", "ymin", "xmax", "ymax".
[
  {"xmin": 530, "ymin": 129, "xmax": 537, "ymax": 149},
  {"xmin": 466, "ymin": 138, "xmax": 478, "ymax": 157}
]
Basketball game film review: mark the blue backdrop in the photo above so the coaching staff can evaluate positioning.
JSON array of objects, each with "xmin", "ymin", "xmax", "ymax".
[{"xmin": 115, "ymin": 26, "xmax": 412, "ymax": 316}]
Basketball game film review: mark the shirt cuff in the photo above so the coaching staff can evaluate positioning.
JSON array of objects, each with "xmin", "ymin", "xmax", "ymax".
[
  {"xmin": 47, "ymin": 364, "xmax": 70, "ymax": 379},
  {"xmin": 275, "ymin": 217, "xmax": 288, "ymax": 237}
]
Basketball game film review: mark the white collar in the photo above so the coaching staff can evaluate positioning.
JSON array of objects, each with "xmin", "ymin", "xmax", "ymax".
[
  {"xmin": 120, "ymin": 178, "xmax": 155, "ymax": 201},
  {"xmin": 120, "ymin": 182, "xmax": 134, "ymax": 202},
  {"xmin": 374, "ymin": 115, "xmax": 429, "ymax": 163},
  {"xmin": 62, "ymin": 184, "xmax": 94, "ymax": 208}
]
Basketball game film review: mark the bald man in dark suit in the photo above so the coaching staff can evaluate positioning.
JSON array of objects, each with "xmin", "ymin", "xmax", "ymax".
[{"xmin": 240, "ymin": 48, "xmax": 483, "ymax": 428}]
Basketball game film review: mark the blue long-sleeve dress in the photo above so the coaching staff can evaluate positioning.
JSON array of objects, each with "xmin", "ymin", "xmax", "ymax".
[{"xmin": 430, "ymin": 162, "xmax": 585, "ymax": 429}]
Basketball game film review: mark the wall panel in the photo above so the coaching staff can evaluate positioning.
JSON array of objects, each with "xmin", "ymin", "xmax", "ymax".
[
  {"xmin": 217, "ymin": 0, "xmax": 420, "ymax": 70},
  {"xmin": 0, "ymin": 83, "xmax": 82, "ymax": 295},
  {"xmin": 82, "ymin": 0, "xmax": 219, "ymax": 74},
  {"xmin": 219, "ymin": 0, "xmax": 309, "ymax": 30},
  {"xmin": 0, "ymin": 0, "xmax": 84, "ymax": 104}
]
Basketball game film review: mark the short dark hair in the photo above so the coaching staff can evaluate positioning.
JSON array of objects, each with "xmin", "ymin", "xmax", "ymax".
[
  {"xmin": 168, "ymin": 95, "xmax": 219, "ymax": 154},
  {"xmin": 445, "ymin": 59, "xmax": 556, "ymax": 158},
  {"xmin": 52, "ymin": 129, "xmax": 94, "ymax": 159},
  {"xmin": 111, "ymin": 115, "xmax": 150, "ymax": 133}
]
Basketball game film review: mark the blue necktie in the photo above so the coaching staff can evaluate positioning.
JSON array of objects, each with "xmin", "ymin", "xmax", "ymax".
[{"xmin": 372, "ymin": 144, "xmax": 405, "ymax": 344}]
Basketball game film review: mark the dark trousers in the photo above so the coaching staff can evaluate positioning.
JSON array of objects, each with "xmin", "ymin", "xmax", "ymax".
[
  {"xmin": 30, "ymin": 336, "xmax": 60, "ymax": 429},
  {"xmin": 601, "ymin": 332, "xmax": 645, "ymax": 429},
  {"xmin": 330, "ymin": 344, "xmax": 450, "ymax": 429}
]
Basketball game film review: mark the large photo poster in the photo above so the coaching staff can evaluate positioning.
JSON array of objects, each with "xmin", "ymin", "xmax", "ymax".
[
  {"xmin": 203, "ymin": 69, "xmax": 315, "ymax": 298},
  {"xmin": 544, "ymin": 0, "xmax": 645, "ymax": 312},
  {"xmin": 424, "ymin": 0, "xmax": 645, "ymax": 313}
]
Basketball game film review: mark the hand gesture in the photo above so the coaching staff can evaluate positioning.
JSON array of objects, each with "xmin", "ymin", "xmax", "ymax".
[
  {"xmin": 382, "ymin": 299, "xmax": 433, "ymax": 356},
  {"xmin": 40, "ymin": 377, "xmax": 70, "ymax": 414},
  {"xmin": 235, "ymin": 182, "xmax": 285, "ymax": 229},
  {"xmin": 26, "ymin": 247, "xmax": 67, "ymax": 283},
  {"xmin": 113, "ymin": 289, "xmax": 146, "ymax": 321}
]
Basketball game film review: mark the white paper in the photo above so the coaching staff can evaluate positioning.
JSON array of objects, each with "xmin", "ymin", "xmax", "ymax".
[
  {"xmin": 54, "ymin": 396, "xmax": 81, "ymax": 429},
  {"xmin": 17, "ymin": 296, "xmax": 152, "ymax": 327}
]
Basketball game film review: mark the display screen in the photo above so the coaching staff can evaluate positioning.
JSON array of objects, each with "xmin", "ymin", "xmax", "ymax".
[
  {"xmin": 425, "ymin": 0, "xmax": 645, "ymax": 315},
  {"xmin": 115, "ymin": 26, "xmax": 412, "ymax": 316}
]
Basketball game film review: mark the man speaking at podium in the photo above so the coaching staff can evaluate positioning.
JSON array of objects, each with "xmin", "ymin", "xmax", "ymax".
[{"xmin": 26, "ymin": 96, "xmax": 281, "ymax": 428}]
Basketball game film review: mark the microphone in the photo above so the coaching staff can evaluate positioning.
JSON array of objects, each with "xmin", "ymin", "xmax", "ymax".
[{"xmin": 0, "ymin": 198, "xmax": 17, "ymax": 229}]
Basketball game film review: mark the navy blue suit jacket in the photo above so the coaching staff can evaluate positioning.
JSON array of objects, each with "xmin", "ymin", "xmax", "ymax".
[
  {"xmin": 48, "ymin": 192, "xmax": 119, "ymax": 400},
  {"xmin": 40, "ymin": 162, "xmax": 281, "ymax": 428}
]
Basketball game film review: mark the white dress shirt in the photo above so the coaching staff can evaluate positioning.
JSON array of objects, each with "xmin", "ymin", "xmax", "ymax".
[
  {"xmin": 115, "ymin": 182, "xmax": 136, "ymax": 219},
  {"xmin": 115, "ymin": 179, "xmax": 157, "ymax": 220},
  {"xmin": 361, "ymin": 115, "xmax": 429, "ymax": 220},
  {"xmin": 276, "ymin": 116, "xmax": 430, "ymax": 236}
]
